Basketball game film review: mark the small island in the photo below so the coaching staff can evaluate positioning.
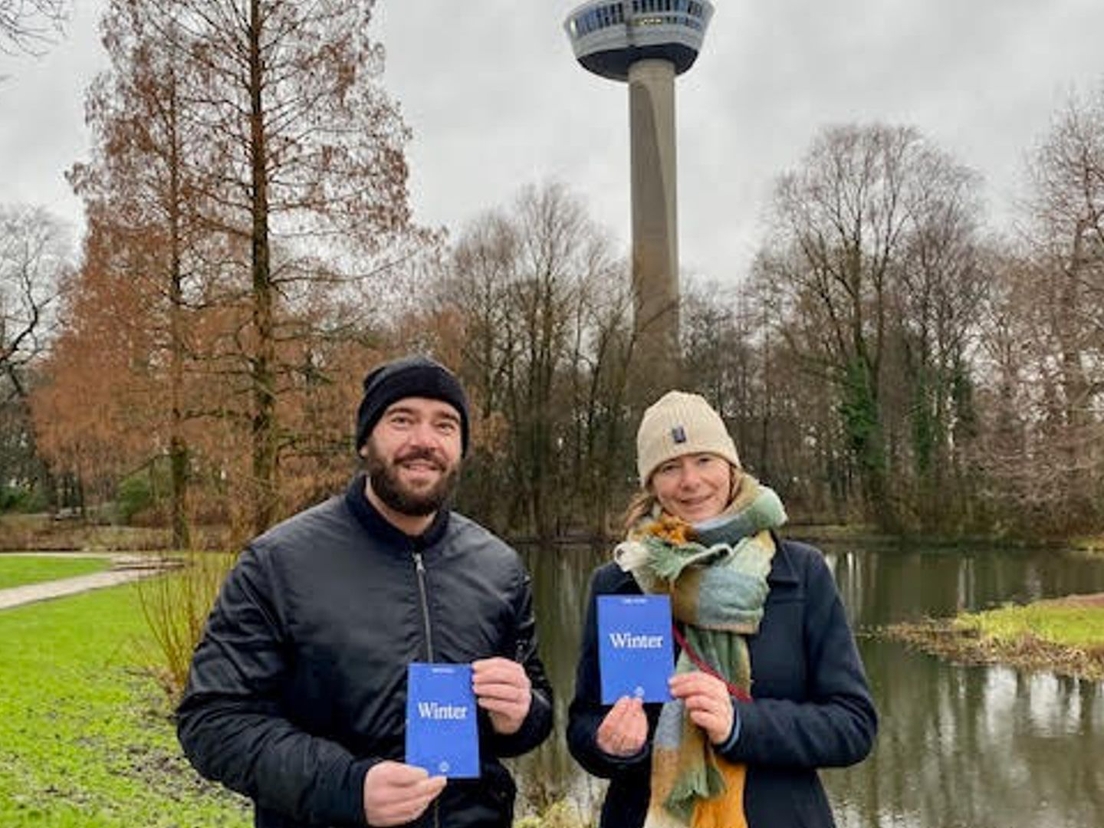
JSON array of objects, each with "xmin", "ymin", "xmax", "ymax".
[{"xmin": 884, "ymin": 593, "xmax": 1104, "ymax": 682}]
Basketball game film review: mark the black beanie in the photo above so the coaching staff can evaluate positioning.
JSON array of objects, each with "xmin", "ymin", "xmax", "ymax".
[{"xmin": 355, "ymin": 355, "xmax": 470, "ymax": 455}]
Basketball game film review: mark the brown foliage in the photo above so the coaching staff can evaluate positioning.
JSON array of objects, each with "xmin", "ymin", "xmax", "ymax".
[{"xmin": 31, "ymin": 0, "xmax": 420, "ymax": 540}]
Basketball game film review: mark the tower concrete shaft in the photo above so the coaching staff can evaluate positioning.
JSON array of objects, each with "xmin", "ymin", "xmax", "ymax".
[{"xmin": 629, "ymin": 58, "xmax": 680, "ymax": 393}]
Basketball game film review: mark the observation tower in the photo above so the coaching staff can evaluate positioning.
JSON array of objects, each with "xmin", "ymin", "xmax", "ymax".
[{"xmin": 564, "ymin": 1, "xmax": 714, "ymax": 393}]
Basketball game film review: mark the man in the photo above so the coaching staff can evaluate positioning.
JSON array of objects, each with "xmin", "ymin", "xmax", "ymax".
[{"xmin": 177, "ymin": 355, "xmax": 553, "ymax": 827}]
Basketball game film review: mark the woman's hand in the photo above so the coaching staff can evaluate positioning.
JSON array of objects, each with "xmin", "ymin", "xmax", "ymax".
[
  {"xmin": 596, "ymin": 696, "xmax": 648, "ymax": 757},
  {"xmin": 669, "ymin": 671, "xmax": 735, "ymax": 745}
]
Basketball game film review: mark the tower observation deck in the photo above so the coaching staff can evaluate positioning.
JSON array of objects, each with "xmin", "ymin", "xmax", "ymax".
[
  {"xmin": 564, "ymin": 1, "xmax": 714, "ymax": 398},
  {"xmin": 564, "ymin": 0, "xmax": 715, "ymax": 82}
]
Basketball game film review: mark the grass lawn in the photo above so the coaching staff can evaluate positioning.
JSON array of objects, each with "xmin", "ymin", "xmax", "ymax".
[
  {"xmin": 957, "ymin": 594, "xmax": 1104, "ymax": 649},
  {"xmin": 885, "ymin": 593, "xmax": 1104, "ymax": 681},
  {"xmin": 0, "ymin": 556, "xmax": 111, "ymax": 590},
  {"xmin": 0, "ymin": 580, "xmax": 250, "ymax": 827}
]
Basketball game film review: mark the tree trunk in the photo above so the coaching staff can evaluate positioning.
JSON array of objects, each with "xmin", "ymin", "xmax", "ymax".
[{"xmin": 249, "ymin": 0, "xmax": 278, "ymax": 534}]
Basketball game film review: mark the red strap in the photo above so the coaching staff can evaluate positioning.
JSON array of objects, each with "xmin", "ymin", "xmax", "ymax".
[{"xmin": 671, "ymin": 623, "xmax": 752, "ymax": 702}]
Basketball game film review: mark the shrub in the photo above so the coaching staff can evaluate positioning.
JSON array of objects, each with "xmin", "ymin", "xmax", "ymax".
[
  {"xmin": 116, "ymin": 472, "xmax": 156, "ymax": 524},
  {"xmin": 0, "ymin": 483, "xmax": 47, "ymax": 512},
  {"xmin": 137, "ymin": 550, "xmax": 238, "ymax": 702}
]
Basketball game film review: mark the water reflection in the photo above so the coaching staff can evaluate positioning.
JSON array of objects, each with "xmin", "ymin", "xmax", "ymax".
[
  {"xmin": 513, "ymin": 541, "xmax": 1104, "ymax": 828},
  {"xmin": 831, "ymin": 642, "xmax": 1103, "ymax": 828}
]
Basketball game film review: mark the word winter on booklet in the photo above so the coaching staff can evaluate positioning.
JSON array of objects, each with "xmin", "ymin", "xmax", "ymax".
[
  {"xmin": 597, "ymin": 594, "xmax": 674, "ymax": 704},
  {"xmin": 405, "ymin": 663, "xmax": 479, "ymax": 778}
]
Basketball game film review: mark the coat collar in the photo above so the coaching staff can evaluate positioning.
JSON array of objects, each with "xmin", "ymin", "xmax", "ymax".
[
  {"xmin": 766, "ymin": 532, "xmax": 801, "ymax": 585},
  {"xmin": 344, "ymin": 472, "xmax": 451, "ymax": 551}
]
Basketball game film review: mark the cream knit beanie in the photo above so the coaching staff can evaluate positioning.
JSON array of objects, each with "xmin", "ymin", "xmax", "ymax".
[{"xmin": 636, "ymin": 391, "xmax": 741, "ymax": 484}]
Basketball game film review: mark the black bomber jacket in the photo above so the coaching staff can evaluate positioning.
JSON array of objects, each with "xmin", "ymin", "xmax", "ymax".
[{"xmin": 177, "ymin": 474, "xmax": 554, "ymax": 828}]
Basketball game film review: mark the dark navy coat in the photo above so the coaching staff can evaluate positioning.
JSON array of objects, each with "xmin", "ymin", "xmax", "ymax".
[{"xmin": 567, "ymin": 537, "xmax": 876, "ymax": 828}]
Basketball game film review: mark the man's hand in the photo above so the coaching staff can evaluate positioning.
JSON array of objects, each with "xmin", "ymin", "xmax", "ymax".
[
  {"xmin": 472, "ymin": 657, "xmax": 532, "ymax": 735},
  {"xmin": 363, "ymin": 761, "xmax": 446, "ymax": 826},
  {"xmin": 596, "ymin": 696, "xmax": 648, "ymax": 757},
  {"xmin": 669, "ymin": 671, "xmax": 735, "ymax": 745}
]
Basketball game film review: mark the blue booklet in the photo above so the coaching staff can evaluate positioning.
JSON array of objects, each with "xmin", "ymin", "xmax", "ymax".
[
  {"xmin": 405, "ymin": 662, "xmax": 480, "ymax": 778},
  {"xmin": 597, "ymin": 594, "xmax": 674, "ymax": 704}
]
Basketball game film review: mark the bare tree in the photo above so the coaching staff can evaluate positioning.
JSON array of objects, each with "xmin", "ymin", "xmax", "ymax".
[
  {"xmin": 436, "ymin": 183, "xmax": 630, "ymax": 539},
  {"xmin": 889, "ymin": 146, "xmax": 988, "ymax": 528},
  {"xmin": 756, "ymin": 124, "xmax": 986, "ymax": 531},
  {"xmin": 0, "ymin": 0, "xmax": 66, "ymax": 56},
  {"xmin": 1027, "ymin": 89, "xmax": 1104, "ymax": 422},
  {"xmin": 0, "ymin": 205, "xmax": 67, "ymax": 505},
  {"xmin": 741, "ymin": 254, "xmax": 857, "ymax": 521},
  {"xmin": 0, "ymin": 205, "xmax": 65, "ymax": 399},
  {"xmin": 681, "ymin": 276, "xmax": 834, "ymax": 520},
  {"xmin": 976, "ymin": 85, "xmax": 1104, "ymax": 533}
]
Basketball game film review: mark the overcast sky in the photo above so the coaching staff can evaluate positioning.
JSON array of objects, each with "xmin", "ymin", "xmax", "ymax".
[{"xmin": 2, "ymin": 1, "xmax": 1103, "ymax": 284}]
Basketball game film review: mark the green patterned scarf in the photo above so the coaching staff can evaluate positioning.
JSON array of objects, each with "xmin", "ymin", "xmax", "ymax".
[{"xmin": 614, "ymin": 478, "xmax": 787, "ymax": 828}]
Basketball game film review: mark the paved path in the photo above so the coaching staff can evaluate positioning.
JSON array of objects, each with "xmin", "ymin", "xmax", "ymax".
[{"xmin": 0, "ymin": 554, "xmax": 171, "ymax": 611}]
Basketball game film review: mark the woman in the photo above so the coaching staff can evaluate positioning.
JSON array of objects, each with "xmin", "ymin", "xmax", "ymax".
[{"xmin": 567, "ymin": 391, "xmax": 877, "ymax": 828}]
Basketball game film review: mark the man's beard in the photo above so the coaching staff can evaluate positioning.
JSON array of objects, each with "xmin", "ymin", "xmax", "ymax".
[{"xmin": 364, "ymin": 441, "xmax": 460, "ymax": 517}]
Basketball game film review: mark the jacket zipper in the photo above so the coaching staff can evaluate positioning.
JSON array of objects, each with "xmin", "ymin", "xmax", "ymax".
[
  {"xmin": 412, "ymin": 550, "xmax": 440, "ymax": 828},
  {"xmin": 412, "ymin": 550, "xmax": 434, "ymax": 661}
]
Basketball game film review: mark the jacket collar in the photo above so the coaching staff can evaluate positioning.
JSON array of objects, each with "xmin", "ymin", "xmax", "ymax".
[
  {"xmin": 766, "ymin": 532, "xmax": 800, "ymax": 585},
  {"xmin": 344, "ymin": 472, "xmax": 451, "ymax": 550}
]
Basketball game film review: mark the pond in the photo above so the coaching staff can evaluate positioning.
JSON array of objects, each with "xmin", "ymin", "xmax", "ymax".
[{"xmin": 510, "ymin": 540, "xmax": 1104, "ymax": 828}]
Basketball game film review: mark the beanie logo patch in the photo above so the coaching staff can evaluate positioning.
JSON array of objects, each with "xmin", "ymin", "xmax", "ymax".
[{"xmin": 671, "ymin": 425, "xmax": 687, "ymax": 444}]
